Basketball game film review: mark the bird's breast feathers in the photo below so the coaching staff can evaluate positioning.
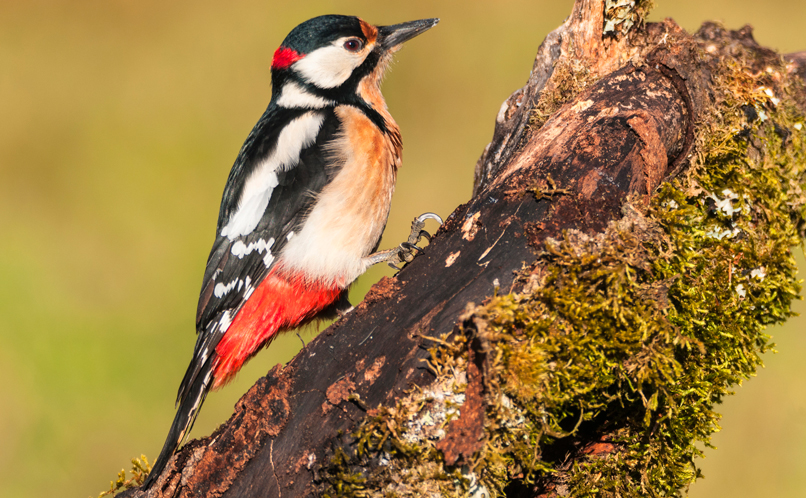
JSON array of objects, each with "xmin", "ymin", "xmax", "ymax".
[{"xmin": 280, "ymin": 104, "xmax": 401, "ymax": 286}]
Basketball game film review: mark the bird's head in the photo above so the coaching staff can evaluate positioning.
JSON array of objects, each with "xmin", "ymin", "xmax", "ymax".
[{"xmin": 270, "ymin": 15, "xmax": 438, "ymax": 107}]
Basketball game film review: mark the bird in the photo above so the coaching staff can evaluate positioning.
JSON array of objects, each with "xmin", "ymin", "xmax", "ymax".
[{"xmin": 143, "ymin": 14, "xmax": 440, "ymax": 488}]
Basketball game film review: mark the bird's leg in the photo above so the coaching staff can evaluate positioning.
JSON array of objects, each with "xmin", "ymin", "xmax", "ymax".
[{"xmin": 366, "ymin": 212, "xmax": 443, "ymax": 270}]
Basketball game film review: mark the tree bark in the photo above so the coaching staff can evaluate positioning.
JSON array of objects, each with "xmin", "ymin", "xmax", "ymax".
[{"xmin": 124, "ymin": 1, "xmax": 806, "ymax": 497}]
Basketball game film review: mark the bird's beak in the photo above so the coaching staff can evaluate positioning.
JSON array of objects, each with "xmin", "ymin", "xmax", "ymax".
[{"xmin": 378, "ymin": 18, "xmax": 439, "ymax": 51}]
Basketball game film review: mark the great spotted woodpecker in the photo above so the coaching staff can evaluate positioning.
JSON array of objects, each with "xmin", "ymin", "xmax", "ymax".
[{"xmin": 143, "ymin": 15, "xmax": 440, "ymax": 487}]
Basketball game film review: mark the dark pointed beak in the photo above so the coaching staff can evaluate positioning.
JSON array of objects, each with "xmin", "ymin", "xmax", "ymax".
[{"xmin": 378, "ymin": 18, "xmax": 439, "ymax": 51}]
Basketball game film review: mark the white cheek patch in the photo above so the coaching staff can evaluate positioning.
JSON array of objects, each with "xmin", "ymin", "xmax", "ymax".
[
  {"xmin": 277, "ymin": 81, "xmax": 334, "ymax": 109},
  {"xmin": 293, "ymin": 42, "xmax": 367, "ymax": 89},
  {"xmin": 221, "ymin": 112, "xmax": 325, "ymax": 239}
]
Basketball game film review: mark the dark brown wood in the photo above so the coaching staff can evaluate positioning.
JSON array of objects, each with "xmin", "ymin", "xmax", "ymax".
[
  {"xmin": 435, "ymin": 333, "xmax": 487, "ymax": 466},
  {"xmin": 121, "ymin": 2, "xmax": 806, "ymax": 497}
]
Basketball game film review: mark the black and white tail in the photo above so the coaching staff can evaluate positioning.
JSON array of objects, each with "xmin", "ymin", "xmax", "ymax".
[{"xmin": 142, "ymin": 356, "xmax": 214, "ymax": 490}]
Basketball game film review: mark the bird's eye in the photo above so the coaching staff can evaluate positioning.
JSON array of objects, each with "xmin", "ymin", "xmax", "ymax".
[{"xmin": 343, "ymin": 39, "xmax": 363, "ymax": 52}]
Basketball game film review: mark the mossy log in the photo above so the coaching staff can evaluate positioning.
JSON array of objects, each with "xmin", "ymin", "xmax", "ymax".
[{"xmin": 126, "ymin": 1, "xmax": 806, "ymax": 496}]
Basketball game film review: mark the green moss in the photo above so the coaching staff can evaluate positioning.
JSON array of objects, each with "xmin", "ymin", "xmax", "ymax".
[
  {"xmin": 523, "ymin": 58, "xmax": 597, "ymax": 135},
  {"xmin": 554, "ymin": 52, "xmax": 806, "ymax": 496},
  {"xmin": 96, "ymin": 455, "xmax": 152, "ymax": 497},
  {"xmin": 320, "ymin": 380, "xmax": 476, "ymax": 497},
  {"xmin": 321, "ymin": 36, "xmax": 806, "ymax": 498}
]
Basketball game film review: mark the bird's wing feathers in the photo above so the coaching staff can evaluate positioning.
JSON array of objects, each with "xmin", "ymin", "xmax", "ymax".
[{"xmin": 177, "ymin": 106, "xmax": 342, "ymax": 405}]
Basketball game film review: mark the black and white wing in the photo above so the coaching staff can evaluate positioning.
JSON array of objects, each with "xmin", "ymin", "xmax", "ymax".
[{"xmin": 178, "ymin": 104, "xmax": 341, "ymax": 403}]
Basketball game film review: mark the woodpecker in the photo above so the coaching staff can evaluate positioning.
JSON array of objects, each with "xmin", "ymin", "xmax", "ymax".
[{"xmin": 143, "ymin": 15, "xmax": 440, "ymax": 488}]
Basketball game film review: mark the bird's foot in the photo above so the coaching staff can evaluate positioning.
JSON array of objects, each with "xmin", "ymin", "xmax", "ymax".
[{"xmin": 366, "ymin": 212, "xmax": 443, "ymax": 270}]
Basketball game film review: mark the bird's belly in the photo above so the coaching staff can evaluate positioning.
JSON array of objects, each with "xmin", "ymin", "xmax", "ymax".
[
  {"xmin": 279, "ymin": 105, "xmax": 399, "ymax": 286},
  {"xmin": 278, "ymin": 177, "xmax": 395, "ymax": 286}
]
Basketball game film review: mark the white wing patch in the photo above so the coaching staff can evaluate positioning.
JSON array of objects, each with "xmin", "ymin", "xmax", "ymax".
[
  {"xmin": 221, "ymin": 112, "xmax": 325, "ymax": 240},
  {"xmin": 230, "ymin": 237, "xmax": 275, "ymax": 259},
  {"xmin": 219, "ymin": 310, "xmax": 233, "ymax": 333},
  {"xmin": 212, "ymin": 272, "xmax": 265, "ymax": 299},
  {"xmin": 243, "ymin": 276, "xmax": 256, "ymax": 300},
  {"xmin": 263, "ymin": 252, "xmax": 275, "ymax": 268},
  {"xmin": 293, "ymin": 38, "xmax": 371, "ymax": 89},
  {"xmin": 214, "ymin": 279, "xmax": 241, "ymax": 298},
  {"xmin": 277, "ymin": 81, "xmax": 334, "ymax": 109}
]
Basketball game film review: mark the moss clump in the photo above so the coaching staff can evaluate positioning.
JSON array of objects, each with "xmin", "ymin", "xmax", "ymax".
[
  {"xmin": 604, "ymin": 0, "xmax": 656, "ymax": 35},
  {"xmin": 523, "ymin": 58, "xmax": 597, "ymax": 135},
  {"xmin": 556, "ymin": 48, "xmax": 806, "ymax": 495},
  {"xmin": 96, "ymin": 455, "xmax": 152, "ymax": 497},
  {"xmin": 469, "ymin": 208, "xmax": 693, "ymax": 496},
  {"xmin": 320, "ymin": 33, "xmax": 805, "ymax": 498},
  {"xmin": 319, "ymin": 382, "xmax": 475, "ymax": 497}
]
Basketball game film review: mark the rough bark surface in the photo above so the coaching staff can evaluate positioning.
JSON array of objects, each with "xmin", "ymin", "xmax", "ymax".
[{"xmin": 123, "ymin": 1, "xmax": 806, "ymax": 496}]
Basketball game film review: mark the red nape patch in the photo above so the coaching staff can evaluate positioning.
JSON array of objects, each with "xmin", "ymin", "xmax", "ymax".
[
  {"xmin": 212, "ymin": 268, "xmax": 342, "ymax": 389},
  {"xmin": 271, "ymin": 46, "xmax": 304, "ymax": 70}
]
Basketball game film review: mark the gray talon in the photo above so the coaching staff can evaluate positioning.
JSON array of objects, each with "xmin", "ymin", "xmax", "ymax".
[
  {"xmin": 401, "ymin": 242, "xmax": 424, "ymax": 253},
  {"xmin": 407, "ymin": 213, "xmax": 442, "ymax": 247},
  {"xmin": 366, "ymin": 212, "xmax": 443, "ymax": 271},
  {"xmin": 416, "ymin": 212, "xmax": 443, "ymax": 225}
]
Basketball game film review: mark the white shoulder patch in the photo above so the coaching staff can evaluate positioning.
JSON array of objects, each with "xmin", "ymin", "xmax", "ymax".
[
  {"xmin": 220, "ymin": 112, "xmax": 325, "ymax": 240},
  {"xmin": 277, "ymin": 81, "xmax": 333, "ymax": 109}
]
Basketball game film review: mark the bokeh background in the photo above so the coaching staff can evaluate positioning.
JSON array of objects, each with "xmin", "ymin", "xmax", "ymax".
[{"xmin": 1, "ymin": 1, "xmax": 804, "ymax": 496}]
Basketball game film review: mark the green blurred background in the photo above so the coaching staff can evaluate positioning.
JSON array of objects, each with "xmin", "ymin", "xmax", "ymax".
[{"xmin": 0, "ymin": 1, "xmax": 803, "ymax": 496}]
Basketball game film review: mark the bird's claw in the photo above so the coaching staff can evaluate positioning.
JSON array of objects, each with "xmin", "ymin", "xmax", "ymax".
[
  {"xmin": 385, "ymin": 243, "xmax": 417, "ymax": 270},
  {"xmin": 371, "ymin": 212, "xmax": 443, "ymax": 271},
  {"xmin": 401, "ymin": 241, "xmax": 424, "ymax": 254},
  {"xmin": 406, "ymin": 212, "xmax": 442, "ymax": 247}
]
